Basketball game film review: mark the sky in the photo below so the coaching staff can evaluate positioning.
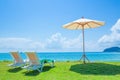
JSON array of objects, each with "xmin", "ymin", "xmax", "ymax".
[{"xmin": 0, "ymin": 0, "xmax": 120, "ymax": 52}]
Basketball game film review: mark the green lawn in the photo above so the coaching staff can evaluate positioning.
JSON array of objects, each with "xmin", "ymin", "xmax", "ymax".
[{"xmin": 0, "ymin": 61, "xmax": 120, "ymax": 80}]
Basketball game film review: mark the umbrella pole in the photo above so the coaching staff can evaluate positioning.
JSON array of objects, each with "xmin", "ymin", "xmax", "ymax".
[
  {"xmin": 80, "ymin": 26, "xmax": 90, "ymax": 64},
  {"xmin": 82, "ymin": 26, "xmax": 86, "ymax": 64}
]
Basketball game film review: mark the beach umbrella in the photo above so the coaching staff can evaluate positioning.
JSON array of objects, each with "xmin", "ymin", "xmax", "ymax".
[{"xmin": 63, "ymin": 17, "xmax": 105, "ymax": 64}]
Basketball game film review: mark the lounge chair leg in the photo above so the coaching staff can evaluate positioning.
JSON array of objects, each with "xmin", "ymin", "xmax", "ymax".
[
  {"xmin": 51, "ymin": 62, "xmax": 54, "ymax": 67},
  {"xmin": 40, "ymin": 66, "xmax": 43, "ymax": 72},
  {"xmin": 37, "ymin": 69, "xmax": 41, "ymax": 72}
]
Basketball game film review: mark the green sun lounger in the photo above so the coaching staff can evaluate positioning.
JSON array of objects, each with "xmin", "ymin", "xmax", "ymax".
[{"xmin": 40, "ymin": 59, "xmax": 54, "ymax": 67}]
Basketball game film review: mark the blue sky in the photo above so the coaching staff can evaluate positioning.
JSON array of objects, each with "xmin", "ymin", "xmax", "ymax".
[{"xmin": 0, "ymin": 0, "xmax": 120, "ymax": 52}]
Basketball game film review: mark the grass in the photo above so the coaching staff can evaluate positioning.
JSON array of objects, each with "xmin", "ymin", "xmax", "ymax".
[{"xmin": 0, "ymin": 61, "xmax": 120, "ymax": 80}]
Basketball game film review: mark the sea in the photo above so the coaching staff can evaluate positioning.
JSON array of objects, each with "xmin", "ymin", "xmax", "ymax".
[{"xmin": 0, "ymin": 52, "xmax": 120, "ymax": 62}]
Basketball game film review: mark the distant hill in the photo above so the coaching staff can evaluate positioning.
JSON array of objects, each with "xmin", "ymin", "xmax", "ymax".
[{"xmin": 103, "ymin": 47, "xmax": 120, "ymax": 52}]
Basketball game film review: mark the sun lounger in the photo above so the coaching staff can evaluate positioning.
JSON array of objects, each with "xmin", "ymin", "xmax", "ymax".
[
  {"xmin": 23, "ymin": 52, "xmax": 43, "ymax": 72},
  {"xmin": 23, "ymin": 52, "xmax": 54, "ymax": 72},
  {"xmin": 40, "ymin": 59, "xmax": 54, "ymax": 67},
  {"xmin": 8, "ymin": 52, "xmax": 26, "ymax": 67}
]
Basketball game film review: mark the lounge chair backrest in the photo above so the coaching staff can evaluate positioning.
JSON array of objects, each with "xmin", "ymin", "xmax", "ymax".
[
  {"xmin": 10, "ymin": 52, "xmax": 23, "ymax": 63},
  {"xmin": 26, "ymin": 52, "xmax": 39, "ymax": 65}
]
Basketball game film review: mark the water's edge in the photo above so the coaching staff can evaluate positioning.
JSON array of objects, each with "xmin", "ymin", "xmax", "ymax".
[{"xmin": 0, "ymin": 52, "xmax": 120, "ymax": 62}]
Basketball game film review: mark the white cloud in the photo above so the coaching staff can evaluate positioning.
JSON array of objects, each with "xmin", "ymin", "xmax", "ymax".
[
  {"xmin": 0, "ymin": 33, "xmax": 101, "ymax": 52},
  {"xmin": 45, "ymin": 33, "xmax": 101, "ymax": 52},
  {"xmin": 111, "ymin": 19, "xmax": 120, "ymax": 32},
  {"xmin": 46, "ymin": 33, "xmax": 82, "ymax": 51},
  {"xmin": 85, "ymin": 41, "xmax": 100, "ymax": 51},
  {"xmin": 0, "ymin": 38, "xmax": 45, "ymax": 52},
  {"xmin": 98, "ymin": 19, "xmax": 120, "ymax": 48}
]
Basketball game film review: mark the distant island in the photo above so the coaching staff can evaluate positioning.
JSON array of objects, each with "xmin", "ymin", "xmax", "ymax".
[{"xmin": 103, "ymin": 47, "xmax": 120, "ymax": 52}]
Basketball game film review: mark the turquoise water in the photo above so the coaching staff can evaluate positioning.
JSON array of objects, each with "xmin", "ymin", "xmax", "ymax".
[{"xmin": 0, "ymin": 52, "xmax": 120, "ymax": 62}]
